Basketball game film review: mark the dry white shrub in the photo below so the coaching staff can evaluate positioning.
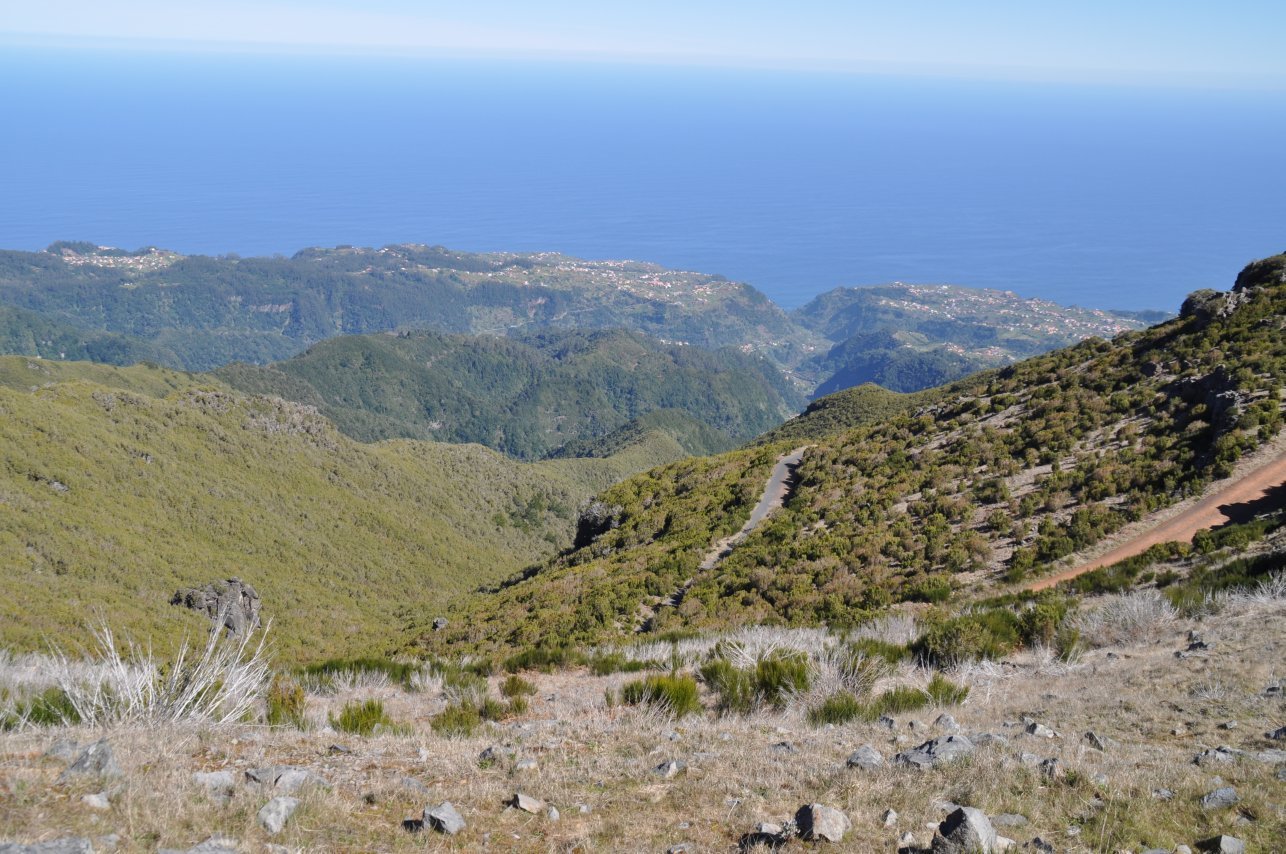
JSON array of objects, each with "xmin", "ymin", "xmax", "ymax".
[
  {"xmin": 49, "ymin": 620, "xmax": 270, "ymax": 728},
  {"xmin": 1075, "ymin": 591, "xmax": 1178, "ymax": 647}
]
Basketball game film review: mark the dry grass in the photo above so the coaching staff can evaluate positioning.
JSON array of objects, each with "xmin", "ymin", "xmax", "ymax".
[{"xmin": 2, "ymin": 597, "xmax": 1283, "ymax": 852}]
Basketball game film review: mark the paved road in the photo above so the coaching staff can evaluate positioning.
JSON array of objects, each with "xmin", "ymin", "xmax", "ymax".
[
  {"xmin": 1027, "ymin": 446, "xmax": 1286, "ymax": 592},
  {"xmin": 699, "ymin": 447, "xmax": 808, "ymax": 570}
]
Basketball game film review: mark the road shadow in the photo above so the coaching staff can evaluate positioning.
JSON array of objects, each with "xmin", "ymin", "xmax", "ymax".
[{"xmin": 1214, "ymin": 481, "xmax": 1286, "ymax": 528}]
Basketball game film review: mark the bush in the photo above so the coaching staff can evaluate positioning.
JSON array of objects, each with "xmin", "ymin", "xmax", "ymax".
[
  {"xmin": 431, "ymin": 701, "xmax": 482, "ymax": 736},
  {"xmin": 699, "ymin": 659, "xmax": 755, "ymax": 715},
  {"xmin": 331, "ymin": 698, "xmax": 396, "ymax": 736},
  {"xmin": 500, "ymin": 675, "xmax": 537, "ymax": 698},
  {"xmin": 266, "ymin": 674, "xmax": 307, "ymax": 729},
  {"xmin": 0, "ymin": 687, "xmax": 80, "ymax": 730},
  {"xmin": 806, "ymin": 691, "xmax": 863, "ymax": 725},
  {"xmin": 847, "ymin": 638, "xmax": 910, "ymax": 665},
  {"xmin": 754, "ymin": 652, "xmax": 811, "ymax": 710},
  {"xmin": 925, "ymin": 673, "xmax": 969, "ymax": 705},
  {"xmin": 503, "ymin": 645, "xmax": 585, "ymax": 673},
  {"xmin": 620, "ymin": 674, "xmax": 701, "ymax": 718},
  {"xmin": 589, "ymin": 653, "xmax": 656, "ymax": 676},
  {"xmin": 303, "ymin": 657, "xmax": 421, "ymax": 691},
  {"xmin": 913, "ymin": 609, "xmax": 1020, "ymax": 665}
]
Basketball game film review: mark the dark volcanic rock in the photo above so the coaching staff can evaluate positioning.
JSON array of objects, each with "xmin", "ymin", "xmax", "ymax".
[{"xmin": 171, "ymin": 577, "xmax": 261, "ymax": 634}]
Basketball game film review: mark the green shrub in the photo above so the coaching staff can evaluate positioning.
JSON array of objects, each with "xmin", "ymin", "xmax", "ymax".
[
  {"xmin": 500, "ymin": 675, "xmax": 537, "ymax": 698},
  {"xmin": 754, "ymin": 652, "xmax": 811, "ymax": 710},
  {"xmin": 0, "ymin": 687, "xmax": 80, "ymax": 730},
  {"xmin": 266, "ymin": 674, "xmax": 307, "ymax": 729},
  {"xmin": 847, "ymin": 638, "xmax": 911, "ymax": 665},
  {"xmin": 589, "ymin": 653, "xmax": 655, "ymax": 676},
  {"xmin": 866, "ymin": 684, "xmax": 932, "ymax": 718},
  {"xmin": 699, "ymin": 659, "xmax": 755, "ymax": 715},
  {"xmin": 619, "ymin": 674, "xmax": 701, "ymax": 717},
  {"xmin": 507, "ymin": 696, "xmax": 529, "ymax": 716},
  {"xmin": 925, "ymin": 673, "xmax": 969, "ymax": 705},
  {"xmin": 477, "ymin": 697, "xmax": 508, "ymax": 721},
  {"xmin": 502, "ymin": 645, "xmax": 584, "ymax": 673},
  {"xmin": 431, "ymin": 701, "xmax": 482, "ymax": 736},
  {"xmin": 331, "ymin": 698, "xmax": 396, "ymax": 736},
  {"xmin": 303, "ymin": 657, "xmax": 421, "ymax": 691},
  {"xmin": 806, "ymin": 691, "xmax": 863, "ymax": 725},
  {"xmin": 913, "ymin": 608, "xmax": 1020, "ymax": 665}
]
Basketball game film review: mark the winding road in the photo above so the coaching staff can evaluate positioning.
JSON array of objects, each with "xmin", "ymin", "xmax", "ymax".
[
  {"xmin": 699, "ymin": 446, "xmax": 809, "ymax": 570},
  {"xmin": 1026, "ymin": 443, "xmax": 1286, "ymax": 592}
]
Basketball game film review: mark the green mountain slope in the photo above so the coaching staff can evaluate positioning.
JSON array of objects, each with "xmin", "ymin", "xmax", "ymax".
[
  {"xmin": 422, "ymin": 254, "xmax": 1285, "ymax": 654},
  {"xmin": 214, "ymin": 328, "xmax": 804, "ymax": 459},
  {"xmin": 0, "ymin": 243, "xmax": 820, "ymax": 372},
  {"xmin": 0, "ymin": 358, "xmax": 694, "ymax": 662},
  {"xmin": 794, "ymin": 282, "xmax": 1160, "ymax": 397}
]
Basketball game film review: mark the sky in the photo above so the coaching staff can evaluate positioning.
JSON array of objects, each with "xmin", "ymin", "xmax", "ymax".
[{"xmin": 3, "ymin": 1, "xmax": 1284, "ymax": 88}]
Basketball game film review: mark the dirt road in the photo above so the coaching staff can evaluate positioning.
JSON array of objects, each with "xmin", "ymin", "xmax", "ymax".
[
  {"xmin": 1027, "ymin": 445, "xmax": 1286, "ymax": 592},
  {"xmin": 699, "ymin": 447, "xmax": 808, "ymax": 570}
]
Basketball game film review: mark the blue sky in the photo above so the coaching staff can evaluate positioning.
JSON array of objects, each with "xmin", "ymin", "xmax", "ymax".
[{"xmin": 3, "ymin": 1, "xmax": 1284, "ymax": 87}]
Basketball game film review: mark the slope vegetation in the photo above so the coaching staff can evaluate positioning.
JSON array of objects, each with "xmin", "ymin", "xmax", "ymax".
[
  {"xmin": 214, "ymin": 328, "xmax": 802, "ymax": 459},
  {"xmin": 0, "ymin": 358, "xmax": 693, "ymax": 662},
  {"xmin": 424, "ymin": 255, "xmax": 1285, "ymax": 654}
]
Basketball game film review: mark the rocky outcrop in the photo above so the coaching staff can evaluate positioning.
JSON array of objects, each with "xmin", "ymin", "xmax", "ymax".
[
  {"xmin": 572, "ymin": 500, "xmax": 624, "ymax": 549},
  {"xmin": 171, "ymin": 578, "xmax": 261, "ymax": 634}
]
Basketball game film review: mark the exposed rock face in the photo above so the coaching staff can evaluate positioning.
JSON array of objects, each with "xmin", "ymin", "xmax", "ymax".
[
  {"xmin": 573, "ymin": 500, "xmax": 624, "ymax": 549},
  {"xmin": 171, "ymin": 578, "xmax": 261, "ymax": 634}
]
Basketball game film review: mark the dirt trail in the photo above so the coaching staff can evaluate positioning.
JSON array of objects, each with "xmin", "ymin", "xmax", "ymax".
[
  {"xmin": 699, "ymin": 447, "xmax": 808, "ymax": 571},
  {"xmin": 1027, "ymin": 443, "xmax": 1286, "ymax": 592}
]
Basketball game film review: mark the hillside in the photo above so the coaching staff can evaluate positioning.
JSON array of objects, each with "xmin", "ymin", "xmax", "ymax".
[
  {"xmin": 424, "ymin": 254, "xmax": 1285, "ymax": 654},
  {"xmin": 0, "ymin": 243, "xmax": 822, "ymax": 372},
  {"xmin": 0, "ymin": 357, "xmax": 695, "ymax": 663},
  {"xmin": 213, "ymin": 328, "xmax": 802, "ymax": 459},
  {"xmin": 794, "ymin": 282, "xmax": 1159, "ymax": 397}
]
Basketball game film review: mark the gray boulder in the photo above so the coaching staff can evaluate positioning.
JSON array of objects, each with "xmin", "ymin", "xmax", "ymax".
[
  {"xmin": 794, "ymin": 803, "xmax": 850, "ymax": 842},
  {"xmin": 59, "ymin": 739, "xmax": 122, "ymax": 782},
  {"xmin": 0, "ymin": 840, "xmax": 95, "ymax": 853},
  {"xmin": 257, "ymin": 796, "xmax": 300, "ymax": 834},
  {"xmin": 1200, "ymin": 786, "xmax": 1238, "ymax": 810},
  {"xmin": 425, "ymin": 801, "xmax": 466, "ymax": 835},
  {"xmin": 1268, "ymin": 725, "xmax": 1286, "ymax": 740},
  {"xmin": 894, "ymin": 734, "xmax": 975, "ymax": 769},
  {"xmin": 192, "ymin": 770, "xmax": 235, "ymax": 805},
  {"xmin": 1196, "ymin": 835, "xmax": 1245, "ymax": 854},
  {"xmin": 991, "ymin": 813, "xmax": 1027, "ymax": 828},
  {"xmin": 171, "ymin": 577, "xmax": 261, "ymax": 635},
  {"xmin": 1082, "ymin": 731, "xmax": 1114, "ymax": 751},
  {"xmin": 846, "ymin": 744, "xmax": 884, "ymax": 771},
  {"xmin": 653, "ymin": 760, "xmax": 685, "ymax": 779},
  {"xmin": 1193, "ymin": 746, "xmax": 1240, "ymax": 766},
  {"xmin": 935, "ymin": 713, "xmax": 961, "ymax": 731},
  {"xmin": 158, "ymin": 836, "xmax": 240, "ymax": 854},
  {"xmin": 1024, "ymin": 722, "xmax": 1057, "ymax": 739},
  {"xmin": 932, "ymin": 806, "xmax": 997, "ymax": 853},
  {"xmin": 510, "ymin": 792, "xmax": 546, "ymax": 814},
  {"xmin": 43, "ymin": 740, "xmax": 81, "ymax": 762}
]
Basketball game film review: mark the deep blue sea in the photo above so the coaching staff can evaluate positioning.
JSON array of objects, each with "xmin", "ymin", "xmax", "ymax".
[{"xmin": 2, "ymin": 47, "xmax": 1284, "ymax": 312}]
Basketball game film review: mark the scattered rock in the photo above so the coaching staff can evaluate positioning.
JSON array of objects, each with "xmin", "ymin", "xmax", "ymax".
[
  {"xmin": 899, "ymin": 831, "xmax": 918, "ymax": 848},
  {"xmin": 755, "ymin": 822, "xmax": 783, "ymax": 836},
  {"xmin": 991, "ymin": 813, "xmax": 1028, "ymax": 828},
  {"xmin": 0, "ymin": 840, "xmax": 96, "ymax": 853},
  {"xmin": 1024, "ymin": 722, "xmax": 1058, "ymax": 739},
  {"xmin": 846, "ymin": 745, "xmax": 884, "ymax": 771},
  {"xmin": 1018, "ymin": 752, "xmax": 1040, "ymax": 766},
  {"xmin": 878, "ymin": 715, "xmax": 897, "ymax": 729},
  {"xmin": 1082, "ymin": 731, "xmax": 1114, "ymax": 751},
  {"xmin": 1151, "ymin": 788, "xmax": 1175, "ymax": 801},
  {"xmin": 1028, "ymin": 838, "xmax": 1055, "ymax": 853},
  {"xmin": 1217, "ymin": 720, "xmax": 1237, "ymax": 730},
  {"xmin": 257, "ymin": 796, "xmax": 300, "ymax": 834},
  {"xmin": 159, "ymin": 836, "xmax": 240, "ymax": 854},
  {"xmin": 1193, "ymin": 747, "xmax": 1240, "ymax": 766},
  {"xmin": 514, "ymin": 758, "xmax": 538, "ymax": 772},
  {"xmin": 171, "ymin": 577, "xmax": 261, "ymax": 635},
  {"xmin": 510, "ymin": 792, "xmax": 546, "ymax": 814},
  {"xmin": 1253, "ymin": 748, "xmax": 1286, "ymax": 764},
  {"xmin": 547, "ymin": 806, "xmax": 560, "ymax": 821},
  {"xmin": 425, "ymin": 801, "xmax": 466, "ymax": 835},
  {"xmin": 935, "ymin": 713, "xmax": 960, "ymax": 731},
  {"xmin": 246, "ymin": 766, "xmax": 325, "ymax": 794},
  {"xmin": 1267, "ymin": 725, "xmax": 1286, "ymax": 740},
  {"xmin": 81, "ymin": 792, "xmax": 110, "ymax": 810},
  {"xmin": 932, "ymin": 806, "xmax": 997, "ymax": 853},
  {"xmin": 1039, "ymin": 758, "xmax": 1064, "ymax": 780},
  {"xmin": 432, "ymin": 617, "xmax": 448, "ymax": 631},
  {"xmin": 43, "ymin": 740, "xmax": 81, "ymax": 763},
  {"xmin": 653, "ymin": 759, "xmax": 686, "ymax": 779},
  {"xmin": 59, "ymin": 739, "xmax": 122, "ymax": 781},
  {"xmin": 1200, "ymin": 786, "xmax": 1238, "ymax": 810},
  {"xmin": 794, "ymin": 803, "xmax": 850, "ymax": 843},
  {"xmin": 771, "ymin": 740, "xmax": 797, "ymax": 754},
  {"xmin": 327, "ymin": 744, "xmax": 351, "ymax": 754},
  {"xmin": 971, "ymin": 732, "xmax": 1009, "ymax": 747},
  {"xmin": 1196, "ymin": 835, "xmax": 1246, "ymax": 854},
  {"xmin": 882, "ymin": 808, "xmax": 898, "ymax": 827},
  {"xmin": 894, "ymin": 734, "xmax": 975, "ymax": 769}
]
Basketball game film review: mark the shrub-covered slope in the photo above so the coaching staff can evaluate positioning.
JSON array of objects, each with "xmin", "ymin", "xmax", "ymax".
[
  {"xmin": 423, "ymin": 255, "xmax": 1285, "ymax": 654},
  {"xmin": 214, "ymin": 328, "xmax": 802, "ymax": 459},
  {"xmin": 0, "ymin": 358, "xmax": 694, "ymax": 662}
]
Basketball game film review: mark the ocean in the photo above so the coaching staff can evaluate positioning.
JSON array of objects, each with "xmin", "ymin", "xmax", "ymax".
[{"xmin": 2, "ymin": 46, "xmax": 1284, "ymax": 312}]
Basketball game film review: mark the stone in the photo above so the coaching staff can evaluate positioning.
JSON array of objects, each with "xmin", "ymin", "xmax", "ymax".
[
  {"xmin": 43, "ymin": 740, "xmax": 81, "ymax": 762},
  {"xmin": 878, "ymin": 715, "xmax": 897, "ymax": 729},
  {"xmin": 547, "ymin": 806, "xmax": 560, "ymax": 821},
  {"xmin": 425, "ymin": 801, "xmax": 466, "ymax": 835},
  {"xmin": 192, "ymin": 770, "xmax": 235, "ymax": 805},
  {"xmin": 82, "ymin": 792, "xmax": 110, "ymax": 810},
  {"xmin": 272, "ymin": 768, "xmax": 325, "ymax": 795},
  {"xmin": 771, "ymin": 740, "xmax": 797, "ymax": 754},
  {"xmin": 1082, "ymin": 731, "xmax": 1113, "ymax": 751},
  {"xmin": 1195, "ymin": 836, "xmax": 1245, "ymax": 854},
  {"xmin": 1152, "ymin": 788, "xmax": 1175, "ymax": 800},
  {"xmin": 932, "ymin": 806, "xmax": 997, "ymax": 853},
  {"xmin": 327, "ymin": 743, "xmax": 351, "ymax": 754},
  {"xmin": 894, "ymin": 734, "xmax": 975, "ymax": 769},
  {"xmin": 1218, "ymin": 720, "xmax": 1237, "ymax": 730},
  {"xmin": 1018, "ymin": 752, "xmax": 1040, "ymax": 766},
  {"xmin": 1039, "ymin": 758, "xmax": 1064, "ymax": 779},
  {"xmin": 995, "ymin": 836, "xmax": 1015, "ymax": 850},
  {"xmin": 1200, "ymin": 786, "xmax": 1238, "ymax": 809},
  {"xmin": 0, "ymin": 840, "xmax": 95, "ymax": 853},
  {"xmin": 1252, "ymin": 748, "xmax": 1286, "ymax": 764},
  {"xmin": 1028, "ymin": 838, "xmax": 1055, "ymax": 853},
  {"xmin": 514, "ymin": 758, "xmax": 538, "ymax": 772},
  {"xmin": 1024, "ymin": 722, "xmax": 1057, "ymax": 739},
  {"xmin": 846, "ymin": 744, "xmax": 884, "ymax": 770},
  {"xmin": 59, "ymin": 739, "xmax": 122, "ymax": 781},
  {"xmin": 935, "ymin": 713, "xmax": 960, "ymax": 731},
  {"xmin": 158, "ymin": 836, "xmax": 240, "ymax": 854},
  {"xmin": 432, "ymin": 617, "xmax": 448, "ymax": 631},
  {"xmin": 257, "ymin": 796, "xmax": 300, "ymax": 834},
  {"xmin": 653, "ymin": 759, "xmax": 685, "ymax": 779},
  {"xmin": 171, "ymin": 577, "xmax": 261, "ymax": 635},
  {"xmin": 510, "ymin": 792, "xmax": 546, "ymax": 814},
  {"xmin": 882, "ymin": 809, "xmax": 898, "ymax": 827},
  {"xmin": 1193, "ymin": 747, "xmax": 1240, "ymax": 766},
  {"xmin": 991, "ymin": 814, "xmax": 1027, "ymax": 828},
  {"xmin": 794, "ymin": 803, "xmax": 850, "ymax": 843},
  {"xmin": 971, "ymin": 732, "xmax": 1009, "ymax": 747},
  {"xmin": 899, "ymin": 832, "xmax": 918, "ymax": 848},
  {"xmin": 755, "ymin": 822, "xmax": 783, "ymax": 836}
]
